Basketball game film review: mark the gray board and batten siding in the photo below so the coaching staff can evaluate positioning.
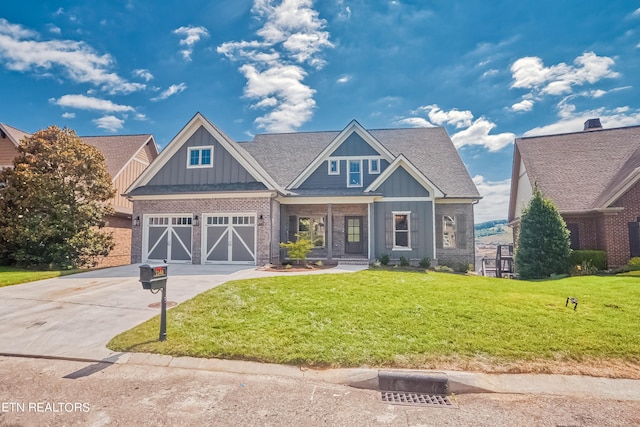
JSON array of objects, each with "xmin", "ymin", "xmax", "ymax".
[
  {"xmin": 373, "ymin": 200, "xmax": 434, "ymax": 261},
  {"xmin": 375, "ymin": 167, "xmax": 430, "ymax": 198},
  {"xmin": 147, "ymin": 126, "xmax": 260, "ymax": 187},
  {"xmin": 330, "ymin": 132, "xmax": 381, "ymax": 156},
  {"xmin": 299, "ymin": 159, "xmax": 390, "ymax": 190}
]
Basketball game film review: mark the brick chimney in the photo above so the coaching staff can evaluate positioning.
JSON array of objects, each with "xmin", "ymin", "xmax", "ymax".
[{"xmin": 584, "ymin": 118, "xmax": 602, "ymax": 131}]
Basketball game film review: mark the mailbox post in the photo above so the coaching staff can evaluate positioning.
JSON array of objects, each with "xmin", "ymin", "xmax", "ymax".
[{"xmin": 139, "ymin": 264, "xmax": 168, "ymax": 341}]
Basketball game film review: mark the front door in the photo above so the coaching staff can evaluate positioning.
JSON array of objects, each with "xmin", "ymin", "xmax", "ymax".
[{"xmin": 345, "ymin": 216, "xmax": 363, "ymax": 254}]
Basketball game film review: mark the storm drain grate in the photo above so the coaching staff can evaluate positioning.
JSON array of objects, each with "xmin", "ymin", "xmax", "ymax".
[{"xmin": 380, "ymin": 391, "xmax": 457, "ymax": 408}]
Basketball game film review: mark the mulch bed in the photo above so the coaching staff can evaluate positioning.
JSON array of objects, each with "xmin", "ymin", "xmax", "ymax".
[{"xmin": 259, "ymin": 262, "xmax": 339, "ymax": 272}]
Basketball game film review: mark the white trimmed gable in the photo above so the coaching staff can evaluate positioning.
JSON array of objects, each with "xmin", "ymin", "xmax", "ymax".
[
  {"xmin": 287, "ymin": 120, "xmax": 395, "ymax": 189},
  {"xmin": 366, "ymin": 154, "xmax": 445, "ymax": 198}
]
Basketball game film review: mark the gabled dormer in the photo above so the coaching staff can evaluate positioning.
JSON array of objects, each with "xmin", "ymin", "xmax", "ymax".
[
  {"xmin": 288, "ymin": 120, "xmax": 395, "ymax": 190},
  {"xmin": 365, "ymin": 154, "xmax": 445, "ymax": 199}
]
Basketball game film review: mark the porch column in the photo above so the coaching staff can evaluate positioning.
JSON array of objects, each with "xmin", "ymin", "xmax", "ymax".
[
  {"xmin": 327, "ymin": 204, "xmax": 333, "ymax": 261},
  {"xmin": 368, "ymin": 202, "xmax": 374, "ymax": 261}
]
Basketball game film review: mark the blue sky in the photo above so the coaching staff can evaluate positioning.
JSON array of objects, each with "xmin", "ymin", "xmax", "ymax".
[{"xmin": 2, "ymin": 1, "xmax": 639, "ymax": 222}]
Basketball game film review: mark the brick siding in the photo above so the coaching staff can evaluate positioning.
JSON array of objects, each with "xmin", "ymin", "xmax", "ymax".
[{"xmin": 434, "ymin": 203, "xmax": 475, "ymax": 268}]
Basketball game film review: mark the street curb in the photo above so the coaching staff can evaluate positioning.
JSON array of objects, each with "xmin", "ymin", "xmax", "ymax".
[{"xmin": 378, "ymin": 370, "xmax": 449, "ymax": 394}]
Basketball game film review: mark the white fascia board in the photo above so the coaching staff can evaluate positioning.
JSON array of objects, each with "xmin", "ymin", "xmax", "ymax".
[
  {"xmin": 129, "ymin": 191, "xmax": 277, "ymax": 201},
  {"xmin": 365, "ymin": 154, "xmax": 445, "ymax": 198},
  {"xmin": 287, "ymin": 120, "xmax": 395, "ymax": 189},
  {"xmin": 434, "ymin": 198, "xmax": 476, "ymax": 204},
  {"xmin": 277, "ymin": 195, "xmax": 378, "ymax": 205},
  {"xmin": 600, "ymin": 168, "xmax": 640, "ymax": 208}
]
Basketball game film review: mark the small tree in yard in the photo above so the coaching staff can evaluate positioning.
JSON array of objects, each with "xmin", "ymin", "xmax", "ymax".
[
  {"xmin": 0, "ymin": 126, "xmax": 115, "ymax": 269},
  {"xmin": 515, "ymin": 186, "xmax": 571, "ymax": 279},
  {"xmin": 280, "ymin": 234, "xmax": 315, "ymax": 265}
]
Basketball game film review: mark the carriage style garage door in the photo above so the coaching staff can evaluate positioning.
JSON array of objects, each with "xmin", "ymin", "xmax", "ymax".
[
  {"xmin": 203, "ymin": 214, "xmax": 256, "ymax": 264},
  {"xmin": 143, "ymin": 215, "xmax": 193, "ymax": 263}
]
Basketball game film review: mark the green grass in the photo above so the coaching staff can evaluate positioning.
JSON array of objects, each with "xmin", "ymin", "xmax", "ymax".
[
  {"xmin": 0, "ymin": 266, "xmax": 81, "ymax": 287},
  {"xmin": 108, "ymin": 270, "xmax": 640, "ymax": 371}
]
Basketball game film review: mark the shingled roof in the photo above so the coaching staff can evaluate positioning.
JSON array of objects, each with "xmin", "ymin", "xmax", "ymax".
[
  {"xmin": 240, "ymin": 126, "xmax": 480, "ymax": 198},
  {"xmin": 0, "ymin": 123, "xmax": 30, "ymax": 146},
  {"xmin": 81, "ymin": 134, "xmax": 156, "ymax": 179},
  {"xmin": 514, "ymin": 125, "xmax": 640, "ymax": 212}
]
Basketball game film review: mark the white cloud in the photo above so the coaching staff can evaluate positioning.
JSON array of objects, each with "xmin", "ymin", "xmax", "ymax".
[
  {"xmin": 151, "ymin": 83, "xmax": 187, "ymax": 101},
  {"xmin": 510, "ymin": 99, "xmax": 534, "ymax": 112},
  {"xmin": 510, "ymin": 52, "xmax": 619, "ymax": 97},
  {"xmin": 396, "ymin": 117, "xmax": 434, "ymax": 128},
  {"xmin": 217, "ymin": 0, "xmax": 333, "ymax": 132},
  {"xmin": 336, "ymin": 74, "xmax": 351, "ymax": 84},
  {"xmin": 173, "ymin": 26, "xmax": 209, "ymax": 60},
  {"xmin": 92, "ymin": 115, "xmax": 124, "ymax": 132},
  {"xmin": 451, "ymin": 118, "xmax": 515, "ymax": 152},
  {"xmin": 61, "ymin": 112, "xmax": 75, "ymax": 119},
  {"xmin": 472, "ymin": 175, "xmax": 512, "ymax": 222},
  {"xmin": 523, "ymin": 104, "xmax": 640, "ymax": 137},
  {"xmin": 633, "ymin": 8, "xmax": 640, "ymax": 16},
  {"xmin": 0, "ymin": 19, "xmax": 145, "ymax": 94},
  {"xmin": 46, "ymin": 24, "xmax": 61, "ymax": 35},
  {"xmin": 418, "ymin": 104, "xmax": 473, "ymax": 128},
  {"xmin": 133, "ymin": 68, "xmax": 154, "ymax": 81},
  {"xmin": 51, "ymin": 94, "xmax": 134, "ymax": 112}
]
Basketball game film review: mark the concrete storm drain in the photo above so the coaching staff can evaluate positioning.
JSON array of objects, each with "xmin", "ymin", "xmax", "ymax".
[
  {"xmin": 377, "ymin": 370, "xmax": 456, "ymax": 408},
  {"xmin": 380, "ymin": 391, "xmax": 457, "ymax": 407}
]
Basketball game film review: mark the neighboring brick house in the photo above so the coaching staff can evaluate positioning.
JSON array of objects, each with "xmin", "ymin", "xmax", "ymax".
[
  {"xmin": 126, "ymin": 113, "xmax": 481, "ymax": 267},
  {"xmin": 508, "ymin": 119, "xmax": 640, "ymax": 268},
  {"xmin": 0, "ymin": 122, "xmax": 158, "ymax": 267}
]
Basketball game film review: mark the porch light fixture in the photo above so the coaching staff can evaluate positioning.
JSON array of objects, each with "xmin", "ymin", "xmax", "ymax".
[
  {"xmin": 258, "ymin": 214, "xmax": 265, "ymax": 226},
  {"xmin": 193, "ymin": 215, "xmax": 200, "ymax": 226},
  {"xmin": 133, "ymin": 216, "xmax": 140, "ymax": 226}
]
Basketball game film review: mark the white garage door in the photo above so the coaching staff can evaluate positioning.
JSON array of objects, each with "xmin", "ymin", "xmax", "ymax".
[
  {"xmin": 144, "ymin": 215, "xmax": 193, "ymax": 263},
  {"xmin": 203, "ymin": 214, "xmax": 256, "ymax": 264}
]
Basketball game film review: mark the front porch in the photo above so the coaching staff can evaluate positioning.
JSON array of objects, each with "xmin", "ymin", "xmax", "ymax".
[{"xmin": 280, "ymin": 203, "xmax": 371, "ymax": 263}]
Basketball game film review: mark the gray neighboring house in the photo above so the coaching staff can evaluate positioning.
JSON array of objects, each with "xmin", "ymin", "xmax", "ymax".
[{"xmin": 126, "ymin": 113, "xmax": 481, "ymax": 267}]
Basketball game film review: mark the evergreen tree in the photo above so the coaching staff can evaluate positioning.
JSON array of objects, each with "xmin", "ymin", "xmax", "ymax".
[
  {"xmin": 515, "ymin": 186, "xmax": 571, "ymax": 279},
  {"xmin": 0, "ymin": 126, "xmax": 115, "ymax": 268}
]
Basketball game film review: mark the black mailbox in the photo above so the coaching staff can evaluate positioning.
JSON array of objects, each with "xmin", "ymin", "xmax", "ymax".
[{"xmin": 139, "ymin": 264, "xmax": 168, "ymax": 290}]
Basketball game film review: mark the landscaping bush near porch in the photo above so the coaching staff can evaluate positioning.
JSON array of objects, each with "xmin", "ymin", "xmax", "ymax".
[{"xmin": 109, "ymin": 271, "xmax": 640, "ymax": 376}]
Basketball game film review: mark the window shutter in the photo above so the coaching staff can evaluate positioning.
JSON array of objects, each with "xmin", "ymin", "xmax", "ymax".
[
  {"xmin": 567, "ymin": 223, "xmax": 580, "ymax": 250},
  {"xmin": 435, "ymin": 215, "xmax": 443, "ymax": 248},
  {"xmin": 410, "ymin": 212, "xmax": 418, "ymax": 248},
  {"xmin": 385, "ymin": 212, "xmax": 392, "ymax": 249},
  {"xmin": 629, "ymin": 222, "xmax": 640, "ymax": 257},
  {"xmin": 288, "ymin": 216, "xmax": 297, "ymax": 242},
  {"xmin": 457, "ymin": 214, "xmax": 467, "ymax": 250}
]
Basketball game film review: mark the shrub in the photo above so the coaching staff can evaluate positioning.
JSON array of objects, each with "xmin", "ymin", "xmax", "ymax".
[
  {"xmin": 569, "ymin": 250, "xmax": 607, "ymax": 271},
  {"xmin": 279, "ymin": 234, "xmax": 314, "ymax": 265},
  {"xmin": 434, "ymin": 265, "xmax": 454, "ymax": 273},
  {"xmin": 628, "ymin": 257, "xmax": 640, "ymax": 270},
  {"xmin": 399, "ymin": 256, "xmax": 410, "ymax": 266},
  {"xmin": 419, "ymin": 257, "xmax": 431, "ymax": 268},
  {"xmin": 379, "ymin": 254, "xmax": 390, "ymax": 266}
]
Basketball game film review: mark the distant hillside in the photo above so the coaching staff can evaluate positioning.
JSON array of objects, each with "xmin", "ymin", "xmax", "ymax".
[{"xmin": 475, "ymin": 219, "xmax": 508, "ymax": 238}]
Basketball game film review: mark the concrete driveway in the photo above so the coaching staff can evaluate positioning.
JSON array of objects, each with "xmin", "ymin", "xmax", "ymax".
[{"xmin": 0, "ymin": 264, "xmax": 259, "ymax": 361}]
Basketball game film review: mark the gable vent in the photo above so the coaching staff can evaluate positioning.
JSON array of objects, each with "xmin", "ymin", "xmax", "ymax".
[{"xmin": 584, "ymin": 118, "xmax": 602, "ymax": 131}]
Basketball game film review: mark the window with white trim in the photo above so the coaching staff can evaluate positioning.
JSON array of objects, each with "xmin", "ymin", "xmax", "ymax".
[
  {"xmin": 187, "ymin": 146, "xmax": 213, "ymax": 168},
  {"xmin": 328, "ymin": 159, "xmax": 339, "ymax": 175},
  {"xmin": 443, "ymin": 215, "xmax": 456, "ymax": 248},
  {"xmin": 298, "ymin": 216, "xmax": 326, "ymax": 247},
  {"xmin": 393, "ymin": 212, "xmax": 410, "ymax": 248},
  {"xmin": 347, "ymin": 159, "xmax": 362, "ymax": 187},
  {"xmin": 369, "ymin": 158, "xmax": 380, "ymax": 174}
]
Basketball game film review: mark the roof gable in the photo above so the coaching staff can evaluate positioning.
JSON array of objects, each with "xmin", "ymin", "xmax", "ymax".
[
  {"xmin": 288, "ymin": 120, "xmax": 395, "ymax": 189},
  {"xmin": 126, "ymin": 112, "xmax": 283, "ymax": 194},
  {"xmin": 511, "ymin": 125, "xmax": 640, "ymax": 213},
  {"xmin": 81, "ymin": 134, "xmax": 157, "ymax": 179},
  {"xmin": 366, "ymin": 154, "xmax": 444, "ymax": 198},
  {"xmin": 0, "ymin": 123, "xmax": 30, "ymax": 147}
]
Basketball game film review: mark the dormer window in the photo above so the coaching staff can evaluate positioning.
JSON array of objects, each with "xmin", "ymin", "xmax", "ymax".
[
  {"xmin": 347, "ymin": 159, "xmax": 362, "ymax": 187},
  {"xmin": 328, "ymin": 159, "xmax": 339, "ymax": 175},
  {"xmin": 187, "ymin": 146, "xmax": 213, "ymax": 168},
  {"xmin": 369, "ymin": 158, "xmax": 380, "ymax": 174}
]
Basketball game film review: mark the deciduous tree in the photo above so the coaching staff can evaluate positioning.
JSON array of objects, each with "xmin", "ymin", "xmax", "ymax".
[{"xmin": 0, "ymin": 126, "xmax": 115, "ymax": 268}]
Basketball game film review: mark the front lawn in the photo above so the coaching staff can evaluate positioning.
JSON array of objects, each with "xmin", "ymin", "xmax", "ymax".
[
  {"xmin": 108, "ymin": 270, "xmax": 640, "ymax": 377},
  {"xmin": 0, "ymin": 266, "xmax": 81, "ymax": 288}
]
